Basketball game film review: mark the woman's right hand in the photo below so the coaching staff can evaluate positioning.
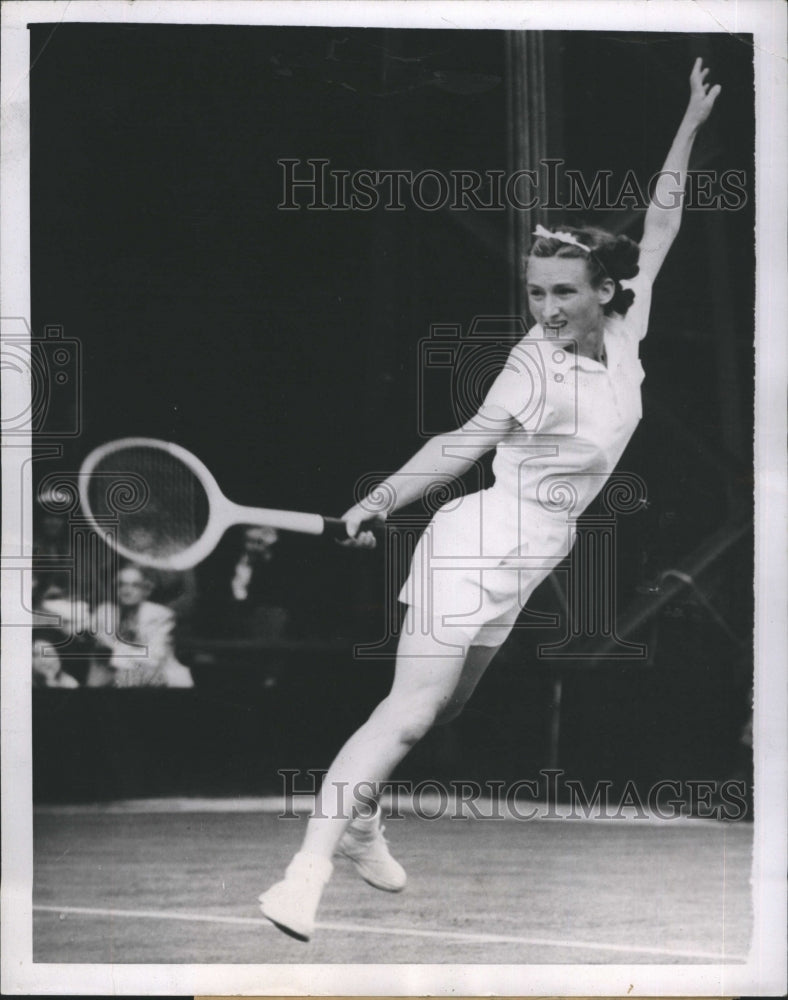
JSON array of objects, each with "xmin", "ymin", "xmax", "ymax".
[{"xmin": 340, "ymin": 503, "xmax": 387, "ymax": 548}]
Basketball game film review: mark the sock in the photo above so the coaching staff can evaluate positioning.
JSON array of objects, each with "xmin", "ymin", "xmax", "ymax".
[
  {"xmin": 286, "ymin": 850, "xmax": 334, "ymax": 885},
  {"xmin": 349, "ymin": 805, "xmax": 381, "ymax": 834}
]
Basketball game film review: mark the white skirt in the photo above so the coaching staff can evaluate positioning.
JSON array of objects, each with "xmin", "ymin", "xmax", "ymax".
[{"xmin": 398, "ymin": 488, "xmax": 574, "ymax": 647}]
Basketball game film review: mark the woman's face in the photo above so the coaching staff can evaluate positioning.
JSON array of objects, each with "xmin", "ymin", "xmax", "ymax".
[
  {"xmin": 526, "ymin": 255, "xmax": 612, "ymax": 341},
  {"xmin": 117, "ymin": 569, "xmax": 148, "ymax": 608}
]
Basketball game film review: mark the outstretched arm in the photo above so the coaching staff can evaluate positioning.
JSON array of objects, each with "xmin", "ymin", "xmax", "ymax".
[
  {"xmin": 342, "ymin": 406, "xmax": 517, "ymax": 545},
  {"xmin": 639, "ymin": 58, "xmax": 721, "ymax": 283}
]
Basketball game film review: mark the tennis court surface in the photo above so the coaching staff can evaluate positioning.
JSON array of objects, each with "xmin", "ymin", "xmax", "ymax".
[{"xmin": 34, "ymin": 802, "xmax": 752, "ymax": 964}]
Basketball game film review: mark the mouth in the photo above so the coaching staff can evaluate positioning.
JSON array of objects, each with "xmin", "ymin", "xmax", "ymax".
[{"xmin": 543, "ymin": 321, "xmax": 567, "ymax": 333}]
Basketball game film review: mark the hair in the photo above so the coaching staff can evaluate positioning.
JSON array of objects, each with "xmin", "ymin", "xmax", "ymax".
[
  {"xmin": 527, "ymin": 225, "xmax": 640, "ymax": 316},
  {"xmin": 116, "ymin": 562, "xmax": 153, "ymax": 589}
]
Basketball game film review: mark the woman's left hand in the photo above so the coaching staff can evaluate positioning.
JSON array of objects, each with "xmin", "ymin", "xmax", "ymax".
[{"xmin": 686, "ymin": 57, "xmax": 721, "ymax": 127}]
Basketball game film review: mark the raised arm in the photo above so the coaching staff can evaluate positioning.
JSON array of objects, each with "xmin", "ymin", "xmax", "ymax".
[
  {"xmin": 342, "ymin": 406, "xmax": 517, "ymax": 544},
  {"xmin": 639, "ymin": 58, "xmax": 721, "ymax": 283}
]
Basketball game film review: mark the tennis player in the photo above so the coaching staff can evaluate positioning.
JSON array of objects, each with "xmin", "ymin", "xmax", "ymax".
[{"xmin": 260, "ymin": 58, "xmax": 721, "ymax": 940}]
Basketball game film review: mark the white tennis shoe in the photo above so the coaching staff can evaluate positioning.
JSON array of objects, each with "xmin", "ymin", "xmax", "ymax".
[
  {"xmin": 259, "ymin": 851, "xmax": 333, "ymax": 941},
  {"xmin": 336, "ymin": 809, "xmax": 407, "ymax": 892}
]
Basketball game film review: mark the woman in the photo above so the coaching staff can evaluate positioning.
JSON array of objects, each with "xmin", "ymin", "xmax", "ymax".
[
  {"xmin": 87, "ymin": 564, "xmax": 194, "ymax": 688},
  {"xmin": 32, "ymin": 629, "xmax": 79, "ymax": 689},
  {"xmin": 260, "ymin": 58, "xmax": 721, "ymax": 940}
]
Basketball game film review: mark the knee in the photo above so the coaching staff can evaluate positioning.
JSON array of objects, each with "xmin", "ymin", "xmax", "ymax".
[
  {"xmin": 398, "ymin": 707, "xmax": 437, "ymax": 748},
  {"xmin": 373, "ymin": 696, "xmax": 438, "ymax": 748}
]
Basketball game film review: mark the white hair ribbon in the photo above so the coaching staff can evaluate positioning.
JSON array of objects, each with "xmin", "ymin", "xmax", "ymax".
[{"xmin": 532, "ymin": 224, "xmax": 591, "ymax": 253}]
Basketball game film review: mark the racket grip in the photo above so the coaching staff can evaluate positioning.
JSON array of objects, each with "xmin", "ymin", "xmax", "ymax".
[{"xmin": 322, "ymin": 516, "xmax": 385, "ymax": 543}]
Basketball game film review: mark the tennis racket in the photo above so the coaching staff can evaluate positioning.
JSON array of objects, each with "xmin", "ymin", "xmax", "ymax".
[{"xmin": 78, "ymin": 437, "xmax": 379, "ymax": 571}]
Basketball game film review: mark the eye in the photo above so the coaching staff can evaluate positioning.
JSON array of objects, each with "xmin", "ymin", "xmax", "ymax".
[{"xmin": 527, "ymin": 287, "xmax": 544, "ymax": 298}]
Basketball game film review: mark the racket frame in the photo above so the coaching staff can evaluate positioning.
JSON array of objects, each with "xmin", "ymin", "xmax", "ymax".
[{"xmin": 79, "ymin": 437, "xmax": 330, "ymax": 571}]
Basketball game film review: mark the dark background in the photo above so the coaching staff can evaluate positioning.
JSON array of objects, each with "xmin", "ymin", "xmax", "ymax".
[{"xmin": 30, "ymin": 24, "xmax": 754, "ymax": 800}]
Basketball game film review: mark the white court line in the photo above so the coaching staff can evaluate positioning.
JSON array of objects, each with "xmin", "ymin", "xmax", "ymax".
[
  {"xmin": 33, "ymin": 796, "xmax": 743, "ymax": 827},
  {"xmin": 33, "ymin": 904, "xmax": 747, "ymax": 962}
]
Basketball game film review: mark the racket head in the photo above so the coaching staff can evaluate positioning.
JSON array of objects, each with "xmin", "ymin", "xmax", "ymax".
[{"xmin": 78, "ymin": 438, "xmax": 230, "ymax": 570}]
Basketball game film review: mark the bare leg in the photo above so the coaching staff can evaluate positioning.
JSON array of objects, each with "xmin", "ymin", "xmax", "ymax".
[
  {"xmin": 259, "ymin": 613, "xmax": 502, "ymax": 939},
  {"xmin": 300, "ymin": 612, "xmax": 498, "ymax": 859},
  {"xmin": 433, "ymin": 642, "xmax": 500, "ymax": 725}
]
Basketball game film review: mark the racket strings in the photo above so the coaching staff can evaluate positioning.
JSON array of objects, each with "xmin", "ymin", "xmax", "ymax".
[{"xmin": 84, "ymin": 446, "xmax": 210, "ymax": 561}]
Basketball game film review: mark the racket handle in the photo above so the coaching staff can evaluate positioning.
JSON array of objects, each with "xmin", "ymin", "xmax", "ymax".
[{"xmin": 322, "ymin": 516, "xmax": 385, "ymax": 543}]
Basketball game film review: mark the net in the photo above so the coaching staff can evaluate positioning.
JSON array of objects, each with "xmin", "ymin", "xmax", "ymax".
[{"xmin": 83, "ymin": 445, "xmax": 211, "ymax": 564}]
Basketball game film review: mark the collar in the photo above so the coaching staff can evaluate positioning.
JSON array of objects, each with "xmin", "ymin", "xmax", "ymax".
[{"xmin": 531, "ymin": 325, "xmax": 610, "ymax": 373}]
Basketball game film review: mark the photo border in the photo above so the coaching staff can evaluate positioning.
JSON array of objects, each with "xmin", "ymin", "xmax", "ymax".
[{"xmin": 2, "ymin": 1, "xmax": 785, "ymax": 995}]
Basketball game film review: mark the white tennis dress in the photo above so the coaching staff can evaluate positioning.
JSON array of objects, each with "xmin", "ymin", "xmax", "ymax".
[{"xmin": 398, "ymin": 275, "xmax": 653, "ymax": 647}]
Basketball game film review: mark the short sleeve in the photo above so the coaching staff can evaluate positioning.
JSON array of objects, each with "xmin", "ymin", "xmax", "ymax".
[
  {"xmin": 482, "ymin": 349, "xmax": 528, "ymax": 416},
  {"xmin": 472, "ymin": 335, "xmax": 544, "ymax": 430},
  {"xmin": 620, "ymin": 272, "xmax": 654, "ymax": 342}
]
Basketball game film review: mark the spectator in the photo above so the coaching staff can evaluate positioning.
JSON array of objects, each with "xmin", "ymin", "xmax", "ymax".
[
  {"xmin": 34, "ymin": 482, "xmax": 106, "ymax": 618},
  {"xmin": 35, "ymin": 579, "xmax": 90, "ymax": 632},
  {"xmin": 33, "ymin": 495, "xmax": 75, "ymax": 603},
  {"xmin": 33, "ymin": 578, "xmax": 96, "ymax": 685},
  {"xmin": 87, "ymin": 564, "xmax": 194, "ymax": 688},
  {"xmin": 147, "ymin": 566, "xmax": 198, "ymax": 620},
  {"xmin": 32, "ymin": 628, "xmax": 79, "ymax": 689},
  {"xmin": 120, "ymin": 525, "xmax": 198, "ymax": 618},
  {"xmin": 194, "ymin": 525, "xmax": 290, "ymax": 641}
]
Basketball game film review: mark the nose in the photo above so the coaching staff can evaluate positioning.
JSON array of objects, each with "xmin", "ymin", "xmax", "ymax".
[{"xmin": 543, "ymin": 296, "xmax": 561, "ymax": 320}]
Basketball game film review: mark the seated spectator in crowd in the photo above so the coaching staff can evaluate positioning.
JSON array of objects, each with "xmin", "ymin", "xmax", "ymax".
[
  {"xmin": 34, "ymin": 482, "xmax": 110, "ymax": 630},
  {"xmin": 147, "ymin": 566, "xmax": 198, "ymax": 620},
  {"xmin": 34, "ymin": 577, "xmax": 90, "ymax": 631},
  {"xmin": 185, "ymin": 526, "xmax": 294, "ymax": 689},
  {"xmin": 87, "ymin": 565, "xmax": 194, "ymax": 688},
  {"xmin": 32, "ymin": 628, "xmax": 79, "ymax": 689},
  {"xmin": 32, "ymin": 576, "xmax": 96, "ymax": 685},
  {"xmin": 193, "ymin": 525, "xmax": 290, "ymax": 641},
  {"xmin": 119, "ymin": 525, "xmax": 198, "ymax": 619},
  {"xmin": 33, "ymin": 494, "xmax": 77, "ymax": 604}
]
